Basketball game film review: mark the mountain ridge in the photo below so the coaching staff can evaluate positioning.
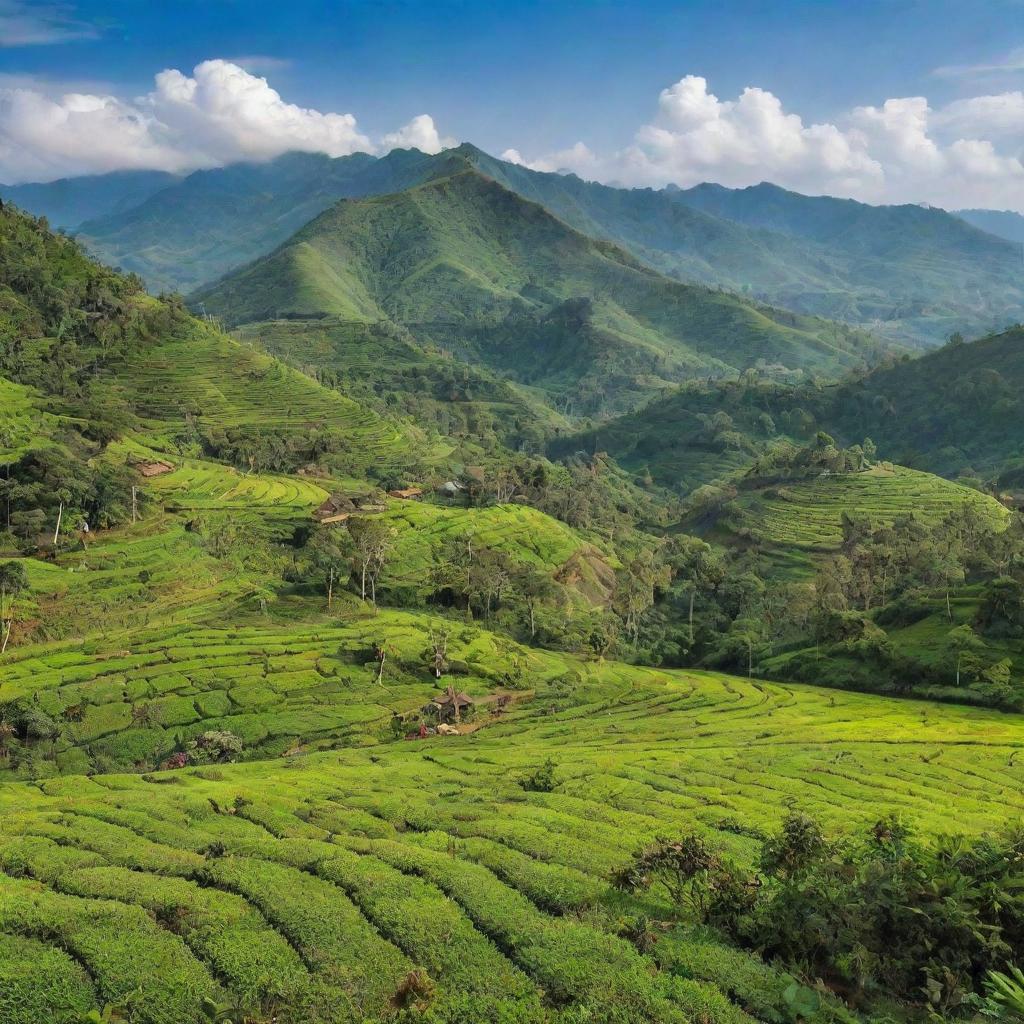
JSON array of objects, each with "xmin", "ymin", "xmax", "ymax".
[
  {"xmin": 6, "ymin": 143, "xmax": 1021, "ymax": 346},
  {"xmin": 194, "ymin": 165, "xmax": 886, "ymax": 416}
]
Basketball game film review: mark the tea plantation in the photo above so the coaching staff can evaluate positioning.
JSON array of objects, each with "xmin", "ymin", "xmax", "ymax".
[
  {"xmin": 2, "ymin": 641, "xmax": 1022, "ymax": 1024},
  {"xmin": 714, "ymin": 465, "xmax": 1007, "ymax": 573}
]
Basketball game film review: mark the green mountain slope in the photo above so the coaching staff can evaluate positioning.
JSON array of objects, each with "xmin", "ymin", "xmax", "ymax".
[
  {"xmin": 823, "ymin": 326, "xmax": 1024, "ymax": 479},
  {"xmin": 195, "ymin": 168, "xmax": 885, "ymax": 415},
  {"xmin": 73, "ymin": 149, "xmax": 444, "ymax": 294},
  {"xmin": 237, "ymin": 318, "xmax": 569, "ymax": 449},
  {"xmin": 15, "ymin": 143, "xmax": 1017, "ymax": 346},
  {"xmin": 672, "ymin": 181, "xmax": 1024, "ymax": 344},
  {"xmin": 557, "ymin": 324, "xmax": 1024, "ymax": 490}
]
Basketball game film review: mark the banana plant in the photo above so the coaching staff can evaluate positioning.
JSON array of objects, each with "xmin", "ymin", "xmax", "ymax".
[{"xmin": 984, "ymin": 967, "xmax": 1024, "ymax": 1021}]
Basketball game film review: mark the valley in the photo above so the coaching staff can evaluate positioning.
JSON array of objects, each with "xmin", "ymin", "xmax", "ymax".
[{"xmin": 2, "ymin": 133, "xmax": 1024, "ymax": 1024}]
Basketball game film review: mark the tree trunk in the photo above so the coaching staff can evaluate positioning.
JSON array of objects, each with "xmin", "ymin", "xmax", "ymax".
[
  {"xmin": 0, "ymin": 621, "xmax": 9, "ymax": 655},
  {"xmin": 376, "ymin": 648, "xmax": 386, "ymax": 685},
  {"xmin": 529, "ymin": 602, "xmax": 536, "ymax": 639},
  {"xmin": 688, "ymin": 589, "xmax": 695, "ymax": 645},
  {"xmin": 956, "ymin": 653, "xmax": 961, "ymax": 687},
  {"xmin": 327, "ymin": 565, "xmax": 334, "ymax": 610},
  {"xmin": 946, "ymin": 589, "xmax": 952, "ymax": 622},
  {"xmin": 360, "ymin": 562, "xmax": 367, "ymax": 601},
  {"xmin": 53, "ymin": 501, "xmax": 63, "ymax": 546}
]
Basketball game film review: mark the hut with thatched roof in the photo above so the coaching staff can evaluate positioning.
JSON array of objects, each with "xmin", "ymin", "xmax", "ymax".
[{"xmin": 423, "ymin": 685, "xmax": 474, "ymax": 724}]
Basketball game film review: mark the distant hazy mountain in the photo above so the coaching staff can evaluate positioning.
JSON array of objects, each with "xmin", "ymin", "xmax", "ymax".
[
  {"xmin": 8, "ymin": 144, "xmax": 1022, "ymax": 346},
  {"xmin": 195, "ymin": 165, "xmax": 885, "ymax": 416},
  {"xmin": 74, "ymin": 149, "xmax": 446, "ymax": 294},
  {"xmin": 0, "ymin": 169, "xmax": 178, "ymax": 229},
  {"xmin": 672, "ymin": 181, "xmax": 1024, "ymax": 343},
  {"xmin": 955, "ymin": 208, "xmax": 1024, "ymax": 246}
]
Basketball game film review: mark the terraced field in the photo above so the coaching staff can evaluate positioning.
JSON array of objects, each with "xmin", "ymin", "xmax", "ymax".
[
  {"xmin": 113, "ymin": 442, "xmax": 331, "ymax": 514},
  {"xmin": 0, "ymin": 377, "xmax": 68, "ymax": 467},
  {"xmin": 0, "ymin": 611, "xmax": 532, "ymax": 774},
  {"xmin": 108, "ymin": 322, "xmax": 444, "ymax": 474},
  {"xmin": 718, "ymin": 465, "xmax": 1007, "ymax": 571},
  {"xmin": 1, "ymin": 646, "xmax": 1021, "ymax": 1023},
  {"xmin": 378, "ymin": 500, "xmax": 615, "ymax": 601}
]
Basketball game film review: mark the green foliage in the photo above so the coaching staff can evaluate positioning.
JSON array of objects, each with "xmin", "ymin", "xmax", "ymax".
[
  {"xmin": 984, "ymin": 965, "xmax": 1024, "ymax": 1021},
  {"xmin": 634, "ymin": 813, "xmax": 1024, "ymax": 1015}
]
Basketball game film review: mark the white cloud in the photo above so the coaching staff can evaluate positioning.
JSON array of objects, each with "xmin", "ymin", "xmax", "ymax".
[
  {"xmin": 0, "ymin": 60, "xmax": 456, "ymax": 182},
  {"xmin": 0, "ymin": 0, "xmax": 97, "ymax": 47},
  {"xmin": 507, "ymin": 75, "xmax": 1024, "ymax": 212},
  {"xmin": 933, "ymin": 90, "xmax": 1024, "ymax": 138},
  {"xmin": 380, "ymin": 113, "xmax": 455, "ymax": 155},
  {"xmin": 502, "ymin": 141, "xmax": 598, "ymax": 175}
]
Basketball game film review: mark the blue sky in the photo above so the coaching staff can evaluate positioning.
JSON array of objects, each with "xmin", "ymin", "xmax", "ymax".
[{"xmin": 1, "ymin": 1, "xmax": 1022, "ymax": 209}]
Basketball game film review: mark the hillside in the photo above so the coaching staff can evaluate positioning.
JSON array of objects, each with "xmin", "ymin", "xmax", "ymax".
[
  {"xmin": 557, "ymin": 323, "xmax": 1024, "ymax": 492},
  {"xmin": 703, "ymin": 464, "xmax": 1007, "ymax": 575},
  {"xmin": 74, "ymin": 149, "xmax": 444, "ymax": 294},
  {"xmin": 675, "ymin": 181, "xmax": 1024, "ymax": 344},
  {"xmin": 195, "ymin": 168, "xmax": 884, "ymax": 416},
  {"xmin": 5, "ymin": 143, "xmax": 1017, "ymax": 347},
  {"xmin": 820, "ymin": 327, "xmax": 1024, "ymax": 479}
]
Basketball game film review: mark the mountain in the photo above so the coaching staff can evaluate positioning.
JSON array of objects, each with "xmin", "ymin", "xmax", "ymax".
[
  {"xmin": 0, "ymin": 169, "xmax": 178, "ymax": 229},
  {"xmin": 195, "ymin": 166, "xmax": 886, "ymax": 416},
  {"xmin": 554, "ymin": 324, "xmax": 1024, "ymax": 491},
  {"xmin": 955, "ymin": 208, "xmax": 1024, "ymax": 246},
  {"xmin": 673, "ymin": 181, "xmax": 1024, "ymax": 344},
  {"xmin": 73, "ymin": 149, "xmax": 445, "ymax": 294},
  {"xmin": 13, "ymin": 143, "xmax": 1017, "ymax": 347}
]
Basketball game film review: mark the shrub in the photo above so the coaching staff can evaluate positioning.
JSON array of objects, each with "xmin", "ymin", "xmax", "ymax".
[{"xmin": 519, "ymin": 757, "xmax": 557, "ymax": 793}]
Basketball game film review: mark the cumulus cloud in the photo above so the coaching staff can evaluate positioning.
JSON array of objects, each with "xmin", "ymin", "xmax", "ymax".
[
  {"xmin": 502, "ymin": 141, "xmax": 599, "ymax": 175},
  {"xmin": 380, "ymin": 113, "xmax": 455, "ymax": 155},
  {"xmin": 507, "ymin": 74, "xmax": 1024, "ymax": 212},
  {"xmin": 0, "ymin": 59, "xmax": 453, "ymax": 182}
]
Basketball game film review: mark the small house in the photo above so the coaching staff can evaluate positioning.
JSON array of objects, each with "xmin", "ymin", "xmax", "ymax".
[
  {"xmin": 387, "ymin": 486, "xmax": 424, "ymax": 500},
  {"xmin": 313, "ymin": 493, "xmax": 359, "ymax": 524},
  {"xmin": 314, "ymin": 492, "xmax": 387, "ymax": 524},
  {"xmin": 423, "ymin": 685, "xmax": 474, "ymax": 724},
  {"xmin": 134, "ymin": 459, "xmax": 174, "ymax": 478}
]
